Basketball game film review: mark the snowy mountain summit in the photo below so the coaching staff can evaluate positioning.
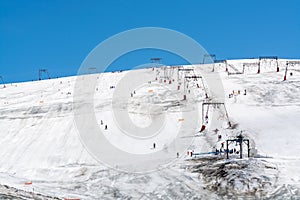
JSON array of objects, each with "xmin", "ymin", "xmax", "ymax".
[{"xmin": 0, "ymin": 58, "xmax": 300, "ymax": 199}]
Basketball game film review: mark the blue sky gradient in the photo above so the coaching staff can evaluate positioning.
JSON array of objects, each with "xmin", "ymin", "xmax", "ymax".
[{"xmin": 1, "ymin": 0, "xmax": 300, "ymax": 83}]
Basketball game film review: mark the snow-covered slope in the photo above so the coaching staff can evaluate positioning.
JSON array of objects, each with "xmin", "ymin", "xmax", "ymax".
[{"xmin": 0, "ymin": 59, "xmax": 300, "ymax": 199}]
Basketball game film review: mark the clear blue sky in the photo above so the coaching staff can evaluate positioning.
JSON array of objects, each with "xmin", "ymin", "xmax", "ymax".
[{"xmin": 1, "ymin": 0, "xmax": 300, "ymax": 83}]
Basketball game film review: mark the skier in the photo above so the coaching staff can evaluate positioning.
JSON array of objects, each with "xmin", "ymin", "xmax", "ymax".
[
  {"xmin": 205, "ymin": 115, "xmax": 209, "ymax": 124},
  {"xmin": 218, "ymin": 135, "xmax": 222, "ymax": 141},
  {"xmin": 177, "ymin": 152, "xmax": 179, "ymax": 158},
  {"xmin": 105, "ymin": 125, "xmax": 108, "ymax": 130},
  {"xmin": 244, "ymin": 89, "xmax": 247, "ymax": 95},
  {"xmin": 100, "ymin": 120, "xmax": 103, "ymax": 125},
  {"xmin": 228, "ymin": 121, "xmax": 232, "ymax": 127},
  {"xmin": 130, "ymin": 93, "xmax": 133, "ymax": 97},
  {"xmin": 153, "ymin": 143, "xmax": 156, "ymax": 149}
]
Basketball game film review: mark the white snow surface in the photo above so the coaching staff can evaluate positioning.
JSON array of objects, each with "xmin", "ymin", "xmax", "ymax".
[{"xmin": 0, "ymin": 59, "xmax": 300, "ymax": 199}]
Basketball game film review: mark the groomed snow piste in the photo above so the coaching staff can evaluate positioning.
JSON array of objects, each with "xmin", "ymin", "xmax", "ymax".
[{"xmin": 0, "ymin": 58, "xmax": 300, "ymax": 199}]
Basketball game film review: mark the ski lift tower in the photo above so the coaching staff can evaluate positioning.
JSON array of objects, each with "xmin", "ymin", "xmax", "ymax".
[
  {"xmin": 177, "ymin": 68, "xmax": 194, "ymax": 83},
  {"xmin": 259, "ymin": 56, "xmax": 279, "ymax": 73},
  {"xmin": 150, "ymin": 58, "xmax": 162, "ymax": 68},
  {"xmin": 284, "ymin": 61, "xmax": 288, "ymax": 81},
  {"xmin": 184, "ymin": 75, "xmax": 208, "ymax": 99},
  {"xmin": 177, "ymin": 68, "xmax": 194, "ymax": 99},
  {"xmin": 214, "ymin": 60, "xmax": 227, "ymax": 72},
  {"xmin": 0, "ymin": 76, "xmax": 6, "ymax": 88},
  {"xmin": 226, "ymin": 132, "xmax": 250, "ymax": 159},
  {"xmin": 151, "ymin": 58, "xmax": 163, "ymax": 80},
  {"xmin": 200, "ymin": 102, "xmax": 231, "ymax": 132},
  {"xmin": 38, "ymin": 69, "xmax": 50, "ymax": 80},
  {"xmin": 285, "ymin": 60, "xmax": 300, "ymax": 81}
]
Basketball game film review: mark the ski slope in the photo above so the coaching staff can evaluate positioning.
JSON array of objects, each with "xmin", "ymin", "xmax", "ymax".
[{"xmin": 0, "ymin": 59, "xmax": 300, "ymax": 199}]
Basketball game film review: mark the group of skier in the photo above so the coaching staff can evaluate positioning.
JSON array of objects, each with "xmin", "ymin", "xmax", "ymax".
[
  {"xmin": 100, "ymin": 120, "xmax": 108, "ymax": 130},
  {"xmin": 229, "ymin": 89, "xmax": 247, "ymax": 98}
]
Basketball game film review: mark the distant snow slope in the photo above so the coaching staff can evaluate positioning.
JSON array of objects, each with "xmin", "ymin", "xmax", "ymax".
[{"xmin": 0, "ymin": 59, "xmax": 299, "ymax": 199}]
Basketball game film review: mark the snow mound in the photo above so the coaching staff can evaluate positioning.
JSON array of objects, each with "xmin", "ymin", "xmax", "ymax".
[{"xmin": 188, "ymin": 156, "xmax": 299, "ymax": 199}]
